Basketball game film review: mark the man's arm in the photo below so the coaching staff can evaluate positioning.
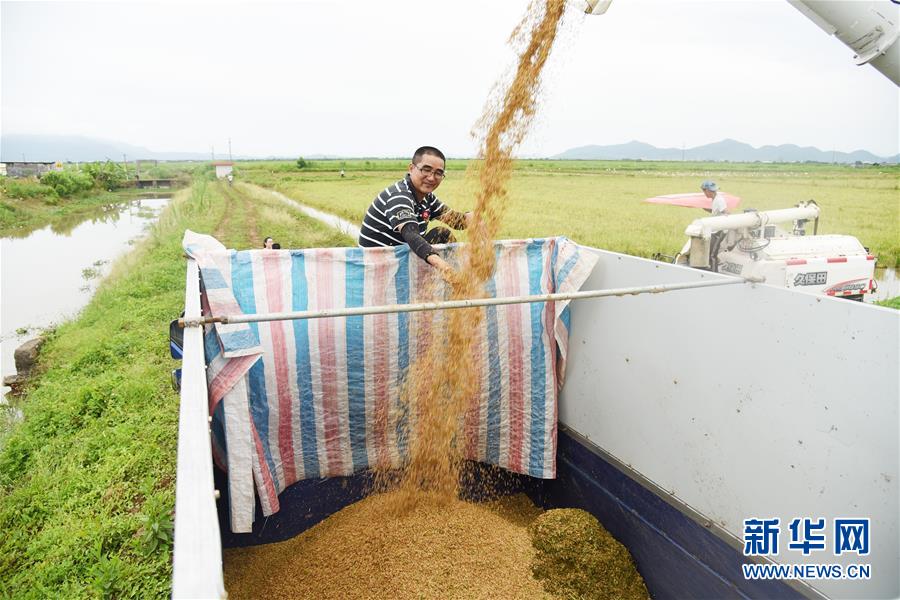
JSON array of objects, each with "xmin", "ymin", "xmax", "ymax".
[
  {"xmin": 400, "ymin": 223, "xmax": 454, "ymax": 275},
  {"xmin": 400, "ymin": 222, "xmax": 436, "ymax": 261}
]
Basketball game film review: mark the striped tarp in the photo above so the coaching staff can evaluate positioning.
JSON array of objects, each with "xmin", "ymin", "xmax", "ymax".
[{"xmin": 183, "ymin": 230, "xmax": 598, "ymax": 532}]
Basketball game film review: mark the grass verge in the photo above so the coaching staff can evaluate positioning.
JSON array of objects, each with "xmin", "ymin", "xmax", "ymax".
[
  {"xmin": 875, "ymin": 296, "xmax": 900, "ymax": 310},
  {"xmin": 0, "ymin": 177, "xmax": 353, "ymax": 597}
]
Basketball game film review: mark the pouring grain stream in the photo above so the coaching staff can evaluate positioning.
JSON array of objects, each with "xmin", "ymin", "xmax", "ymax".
[
  {"xmin": 386, "ymin": 0, "xmax": 569, "ymax": 510},
  {"xmin": 224, "ymin": 2, "xmax": 612, "ymax": 597}
]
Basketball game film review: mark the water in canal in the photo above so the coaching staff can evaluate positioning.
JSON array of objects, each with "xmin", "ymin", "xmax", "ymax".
[
  {"xmin": 873, "ymin": 266, "xmax": 899, "ymax": 303},
  {"xmin": 1, "ymin": 198, "xmax": 169, "ymax": 399}
]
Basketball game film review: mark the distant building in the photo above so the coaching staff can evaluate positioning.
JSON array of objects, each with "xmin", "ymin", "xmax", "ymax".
[
  {"xmin": 2, "ymin": 161, "xmax": 61, "ymax": 178},
  {"xmin": 212, "ymin": 161, "xmax": 234, "ymax": 179}
]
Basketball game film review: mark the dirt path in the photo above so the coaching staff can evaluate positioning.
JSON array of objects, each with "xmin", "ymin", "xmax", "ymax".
[
  {"xmin": 214, "ymin": 181, "xmax": 261, "ymax": 247},
  {"xmin": 212, "ymin": 181, "xmax": 233, "ymax": 241}
]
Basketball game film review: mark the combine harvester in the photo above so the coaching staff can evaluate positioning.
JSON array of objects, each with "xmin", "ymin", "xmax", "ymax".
[
  {"xmin": 657, "ymin": 200, "xmax": 879, "ymax": 301},
  {"xmin": 170, "ymin": 1, "xmax": 899, "ymax": 598}
]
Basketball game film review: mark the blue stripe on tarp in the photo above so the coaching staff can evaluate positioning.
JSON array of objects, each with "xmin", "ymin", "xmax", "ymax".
[
  {"xmin": 485, "ymin": 269, "xmax": 501, "ymax": 464},
  {"xmin": 394, "ymin": 245, "xmax": 411, "ymax": 458},
  {"xmin": 229, "ymin": 252, "xmax": 256, "ymax": 314},
  {"xmin": 556, "ymin": 247, "xmax": 580, "ymax": 290},
  {"xmin": 291, "ymin": 251, "xmax": 319, "ymax": 479},
  {"xmin": 527, "ymin": 242, "xmax": 546, "ymax": 476},
  {"xmin": 219, "ymin": 329, "xmax": 260, "ymax": 352},
  {"xmin": 230, "ymin": 252, "xmax": 280, "ymax": 487},
  {"xmin": 200, "ymin": 267, "xmax": 229, "ymax": 290},
  {"xmin": 204, "ymin": 328, "xmax": 221, "ymax": 361},
  {"xmin": 344, "ymin": 247, "xmax": 368, "ymax": 472}
]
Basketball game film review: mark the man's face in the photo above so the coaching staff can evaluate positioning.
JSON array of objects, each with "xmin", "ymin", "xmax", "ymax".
[
  {"xmin": 702, "ymin": 188, "xmax": 715, "ymax": 199},
  {"xmin": 408, "ymin": 153, "xmax": 445, "ymax": 197}
]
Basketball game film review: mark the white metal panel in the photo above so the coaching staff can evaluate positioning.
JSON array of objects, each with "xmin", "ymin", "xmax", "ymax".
[
  {"xmin": 560, "ymin": 248, "xmax": 899, "ymax": 600},
  {"xmin": 788, "ymin": 0, "xmax": 900, "ymax": 85},
  {"xmin": 171, "ymin": 259, "xmax": 226, "ymax": 599}
]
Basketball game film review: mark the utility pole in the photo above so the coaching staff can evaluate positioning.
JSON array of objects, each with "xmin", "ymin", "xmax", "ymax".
[
  {"xmin": 211, "ymin": 146, "xmax": 215, "ymax": 161},
  {"xmin": 681, "ymin": 141, "xmax": 685, "ymax": 162},
  {"xmin": 228, "ymin": 138, "xmax": 232, "ymax": 161}
]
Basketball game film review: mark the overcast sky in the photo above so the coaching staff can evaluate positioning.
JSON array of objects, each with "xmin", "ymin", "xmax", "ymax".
[{"xmin": 2, "ymin": 0, "xmax": 898, "ymax": 158}]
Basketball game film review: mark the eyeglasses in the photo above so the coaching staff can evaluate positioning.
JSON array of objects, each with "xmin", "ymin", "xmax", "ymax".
[{"xmin": 413, "ymin": 164, "xmax": 446, "ymax": 179}]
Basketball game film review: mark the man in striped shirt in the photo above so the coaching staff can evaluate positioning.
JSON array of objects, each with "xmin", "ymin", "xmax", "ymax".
[{"xmin": 358, "ymin": 146, "xmax": 471, "ymax": 275}]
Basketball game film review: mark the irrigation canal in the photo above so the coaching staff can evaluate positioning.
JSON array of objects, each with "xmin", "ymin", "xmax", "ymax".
[{"xmin": 1, "ymin": 197, "xmax": 170, "ymax": 400}]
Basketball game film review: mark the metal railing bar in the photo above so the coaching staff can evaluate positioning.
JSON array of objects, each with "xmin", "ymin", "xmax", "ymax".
[{"xmin": 180, "ymin": 276, "xmax": 759, "ymax": 328}]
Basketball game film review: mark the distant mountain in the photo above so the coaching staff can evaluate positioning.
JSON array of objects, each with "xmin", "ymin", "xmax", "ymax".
[
  {"xmin": 4, "ymin": 134, "xmax": 897, "ymax": 164},
  {"xmin": 1, "ymin": 134, "xmax": 214, "ymax": 162},
  {"xmin": 554, "ymin": 138, "xmax": 898, "ymax": 164}
]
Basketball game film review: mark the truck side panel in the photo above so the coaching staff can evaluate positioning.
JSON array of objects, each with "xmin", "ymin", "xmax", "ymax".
[{"xmin": 560, "ymin": 249, "xmax": 898, "ymax": 599}]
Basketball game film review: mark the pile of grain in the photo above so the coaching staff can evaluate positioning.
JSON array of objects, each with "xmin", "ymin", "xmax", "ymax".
[
  {"xmin": 530, "ymin": 509, "xmax": 650, "ymax": 599},
  {"xmin": 223, "ymin": 492, "xmax": 550, "ymax": 600}
]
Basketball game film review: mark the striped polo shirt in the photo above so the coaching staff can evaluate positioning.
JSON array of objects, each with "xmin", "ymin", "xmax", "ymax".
[{"xmin": 358, "ymin": 174, "xmax": 447, "ymax": 247}]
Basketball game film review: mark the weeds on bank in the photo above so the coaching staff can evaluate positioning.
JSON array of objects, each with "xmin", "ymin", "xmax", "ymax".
[
  {"xmin": 0, "ymin": 176, "xmax": 352, "ymax": 597},
  {"xmin": 875, "ymin": 296, "xmax": 900, "ymax": 310}
]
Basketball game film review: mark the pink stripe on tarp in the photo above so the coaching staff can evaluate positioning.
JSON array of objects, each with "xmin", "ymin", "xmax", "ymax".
[
  {"xmin": 207, "ymin": 294, "xmax": 244, "ymax": 316},
  {"xmin": 263, "ymin": 253, "xmax": 297, "ymax": 484},
  {"xmin": 543, "ymin": 242, "xmax": 559, "ymax": 477},
  {"xmin": 316, "ymin": 249, "xmax": 344, "ymax": 475},
  {"xmin": 501, "ymin": 248, "xmax": 525, "ymax": 474},
  {"xmin": 250, "ymin": 421, "xmax": 280, "ymax": 515},
  {"xmin": 208, "ymin": 355, "xmax": 259, "ymax": 412},
  {"xmin": 200, "ymin": 289, "xmax": 213, "ymax": 316},
  {"xmin": 542, "ymin": 241, "xmax": 558, "ymax": 390},
  {"xmin": 370, "ymin": 252, "xmax": 391, "ymax": 468}
]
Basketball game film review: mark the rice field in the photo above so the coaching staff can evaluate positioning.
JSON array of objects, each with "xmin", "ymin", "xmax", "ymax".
[{"xmin": 237, "ymin": 159, "xmax": 900, "ymax": 267}]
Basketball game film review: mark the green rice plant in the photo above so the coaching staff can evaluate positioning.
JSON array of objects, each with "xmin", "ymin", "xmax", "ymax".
[{"xmin": 237, "ymin": 159, "xmax": 900, "ymax": 267}]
